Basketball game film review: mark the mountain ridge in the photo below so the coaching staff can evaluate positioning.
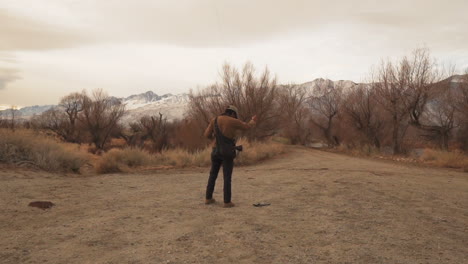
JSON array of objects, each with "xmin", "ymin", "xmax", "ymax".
[{"xmin": 2, "ymin": 75, "xmax": 465, "ymax": 122}]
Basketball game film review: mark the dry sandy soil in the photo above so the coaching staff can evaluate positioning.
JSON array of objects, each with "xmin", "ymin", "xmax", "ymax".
[{"xmin": 0, "ymin": 147, "xmax": 467, "ymax": 264}]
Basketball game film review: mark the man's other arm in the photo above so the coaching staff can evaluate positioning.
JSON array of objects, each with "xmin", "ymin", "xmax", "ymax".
[{"xmin": 204, "ymin": 119, "xmax": 215, "ymax": 139}]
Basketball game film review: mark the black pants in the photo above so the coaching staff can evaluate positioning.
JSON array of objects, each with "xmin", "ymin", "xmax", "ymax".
[{"xmin": 205, "ymin": 150, "xmax": 234, "ymax": 203}]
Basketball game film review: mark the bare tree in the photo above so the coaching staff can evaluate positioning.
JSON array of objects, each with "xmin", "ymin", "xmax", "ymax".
[
  {"xmin": 373, "ymin": 59, "xmax": 410, "ymax": 154},
  {"xmin": 308, "ymin": 80, "xmax": 343, "ymax": 146},
  {"xmin": 58, "ymin": 92, "xmax": 84, "ymax": 142},
  {"xmin": 418, "ymin": 84, "xmax": 457, "ymax": 150},
  {"xmin": 0, "ymin": 110, "xmax": 6, "ymax": 128},
  {"xmin": 403, "ymin": 49, "xmax": 440, "ymax": 124},
  {"xmin": 342, "ymin": 84, "xmax": 383, "ymax": 148},
  {"xmin": 188, "ymin": 62, "xmax": 279, "ymax": 140},
  {"xmin": 34, "ymin": 108, "xmax": 69, "ymax": 139},
  {"xmin": 399, "ymin": 48, "xmax": 456, "ymax": 149},
  {"xmin": 80, "ymin": 89, "xmax": 126, "ymax": 150},
  {"xmin": 455, "ymin": 69, "xmax": 468, "ymax": 150},
  {"xmin": 459, "ymin": 70, "xmax": 468, "ymax": 112},
  {"xmin": 188, "ymin": 84, "xmax": 224, "ymax": 126},
  {"xmin": 125, "ymin": 113, "xmax": 169, "ymax": 152},
  {"xmin": 278, "ymin": 84, "xmax": 311, "ymax": 144},
  {"xmin": 9, "ymin": 105, "xmax": 19, "ymax": 131}
]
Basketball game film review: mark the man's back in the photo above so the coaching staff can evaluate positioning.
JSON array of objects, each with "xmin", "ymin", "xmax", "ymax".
[{"xmin": 204, "ymin": 115, "xmax": 255, "ymax": 140}]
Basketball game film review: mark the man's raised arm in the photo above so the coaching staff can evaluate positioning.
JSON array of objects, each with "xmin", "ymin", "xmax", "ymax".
[
  {"xmin": 232, "ymin": 115, "xmax": 257, "ymax": 131},
  {"xmin": 204, "ymin": 118, "xmax": 214, "ymax": 139}
]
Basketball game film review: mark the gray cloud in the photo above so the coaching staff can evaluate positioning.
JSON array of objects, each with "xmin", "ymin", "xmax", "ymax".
[
  {"xmin": 68, "ymin": 0, "xmax": 468, "ymax": 48},
  {"xmin": 0, "ymin": 68, "xmax": 21, "ymax": 89},
  {"xmin": 73, "ymin": 0, "xmax": 348, "ymax": 46},
  {"xmin": 1, "ymin": 0, "xmax": 468, "ymax": 106},
  {"xmin": 2, "ymin": 0, "xmax": 468, "ymax": 49},
  {"xmin": 0, "ymin": 52, "xmax": 17, "ymax": 63},
  {"xmin": 0, "ymin": 8, "xmax": 94, "ymax": 51}
]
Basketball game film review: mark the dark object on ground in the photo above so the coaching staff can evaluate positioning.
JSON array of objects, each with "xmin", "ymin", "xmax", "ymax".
[
  {"xmin": 253, "ymin": 203, "xmax": 271, "ymax": 207},
  {"xmin": 28, "ymin": 201, "xmax": 55, "ymax": 209}
]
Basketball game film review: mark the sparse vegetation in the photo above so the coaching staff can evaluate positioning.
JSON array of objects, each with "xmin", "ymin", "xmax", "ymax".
[
  {"xmin": 0, "ymin": 129, "xmax": 88, "ymax": 172},
  {"xmin": 336, "ymin": 144, "xmax": 380, "ymax": 157},
  {"xmin": 419, "ymin": 148, "xmax": 468, "ymax": 169},
  {"xmin": 235, "ymin": 138, "xmax": 286, "ymax": 166},
  {"xmin": 2, "ymin": 50, "xmax": 467, "ymax": 174},
  {"xmin": 95, "ymin": 139, "xmax": 285, "ymax": 174},
  {"xmin": 158, "ymin": 148, "xmax": 212, "ymax": 168},
  {"xmin": 96, "ymin": 148, "xmax": 155, "ymax": 173}
]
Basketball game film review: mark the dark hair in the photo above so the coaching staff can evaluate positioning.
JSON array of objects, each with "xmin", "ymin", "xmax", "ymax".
[{"xmin": 222, "ymin": 109, "xmax": 238, "ymax": 119}]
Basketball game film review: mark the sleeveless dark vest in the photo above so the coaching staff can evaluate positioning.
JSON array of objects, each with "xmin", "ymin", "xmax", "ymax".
[{"xmin": 214, "ymin": 117, "xmax": 236, "ymax": 159}]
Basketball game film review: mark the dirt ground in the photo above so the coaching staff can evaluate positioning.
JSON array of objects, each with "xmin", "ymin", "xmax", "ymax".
[{"xmin": 1, "ymin": 146, "xmax": 467, "ymax": 264}]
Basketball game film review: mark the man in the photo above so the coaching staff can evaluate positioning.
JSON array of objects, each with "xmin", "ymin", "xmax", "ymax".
[{"xmin": 204, "ymin": 105, "xmax": 257, "ymax": 208}]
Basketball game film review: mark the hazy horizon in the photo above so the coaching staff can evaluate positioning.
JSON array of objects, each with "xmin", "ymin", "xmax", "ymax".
[{"xmin": 1, "ymin": 0, "xmax": 468, "ymax": 108}]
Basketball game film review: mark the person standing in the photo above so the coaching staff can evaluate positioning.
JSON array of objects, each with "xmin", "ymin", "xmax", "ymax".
[{"xmin": 204, "ymin": 105, "xmax": 257, "ymax": 208}]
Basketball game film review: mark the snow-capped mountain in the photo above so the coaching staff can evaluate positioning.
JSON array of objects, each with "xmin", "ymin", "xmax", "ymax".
[
  {"xmin": 297, "ymin": 78, "xmax": 359, "ymax": 95},
  {"xmin": 0, "ymin": 91, "xmax": 189, "ymax": 122},
  {"xmin": 121, "ymin": 92, "xmax": 189, "ymax": 123},
  {"xmin": 123, "ymin": 91, "xmax": 174, "ymax": 110},
  {"xmin": 2, "ymin": 75, "xmax": 464, "ymax": 123},
  {"xmin": 0, "ymin": 105, "xmax": 55, "ymax": 119}
]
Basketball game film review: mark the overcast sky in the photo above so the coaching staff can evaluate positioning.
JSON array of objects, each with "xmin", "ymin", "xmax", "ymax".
[{"xmin": 1, "ymin": 0, "xmax": 468, "ymax": 108}]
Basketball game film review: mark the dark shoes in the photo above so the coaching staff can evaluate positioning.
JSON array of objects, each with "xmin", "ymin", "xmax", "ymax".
[
  {"xmin": 205, "ymin": 199, "xmax": 235, "ymax": 208},
  {"xmin": 223, "ymin": 202, "xmax": 235, "ymax": 208},
  {"xmin": 205, "ymin": 198, "xmax": 216, "ymax": 205}
]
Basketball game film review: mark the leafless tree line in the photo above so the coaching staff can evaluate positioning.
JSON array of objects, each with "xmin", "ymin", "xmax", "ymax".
[
  {"xmin": 28, "ymin": 89, "xmax": 126, "ymax": 151},
  {"xmin": 27, "ymin": 89, "xmax": 174, "ymax": 153},
  {"xmin": 122, "ymin": 113, "xmax": 169, "ymax": 152},
  {"xmin": 189, "ymin": 51, "xmax": 467, "ymax": 153},
  {"xmin": 311, "ymin": 48, "xmax": 466, "ymax": 153},
  {"xmin": 4, "ymin": 49, "xmax": 467, "ymax": 155},
  {"xmin": 0, "ymin": 106, "xmax": 20, "ymax": 131}
]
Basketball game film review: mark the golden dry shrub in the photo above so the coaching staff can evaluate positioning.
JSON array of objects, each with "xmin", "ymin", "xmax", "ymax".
[
  {"xmin": 96, "ymin": 139, "xmax": 285, "ymax": 173},
  {"xmin": 158, "ymin": 148, "xmax": 211, "ymax": 167},
  {"xmin": 155, "ymin": 139, "xmax": 284, "ymax": 168},
  {"xmin": 420, "ymin": 148, "xmax": 468, "ymax": 169},
  {"xmin": 234, "ymin": 138, "xmax": 286, "ymax": 166},
  {"xmin": 96, "ymin": 148, "xmax": 154, "ymax": 173},
  {"xmin": 0, "ymin": 129, "xmax": 88, "ymax": 172}
]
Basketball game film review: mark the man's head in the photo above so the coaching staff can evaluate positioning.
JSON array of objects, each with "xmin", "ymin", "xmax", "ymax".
[{"xmin": 225, "ymin": 105, "xmax": 238, "ymax": 119}]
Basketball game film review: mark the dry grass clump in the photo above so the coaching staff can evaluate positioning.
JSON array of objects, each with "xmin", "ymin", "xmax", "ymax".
[
  {"xmin": 96, "ymin": 148, "xmax": 155, "ymax": 173},
  {"xmin": 337, "ymin": 144, "xmax": 380, "ymax": 157},
  {"xmin": 235, "ymin": 138, "xmax": 286, "ymax": 166},
  {"xmin": 155, "ymin": 139, "xmax": 285, "ymax": 167},
  {"xmin": 420, "ymin": 148, "xmax": 468, "ymax": 169},
  {"xmin": 0, "ymin": 129, "xmax": 88, "ymax": 172},
  {"xmin": 95, "ymin": 139, "xmax": 285, "ymax": 173},
  {"xmin": 155, "ymin": 139, "xmax": 284, "ymax": 168},
  {"xmin": 158, "ymin": 148, "xmax": 211, "ymax": 167}
]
